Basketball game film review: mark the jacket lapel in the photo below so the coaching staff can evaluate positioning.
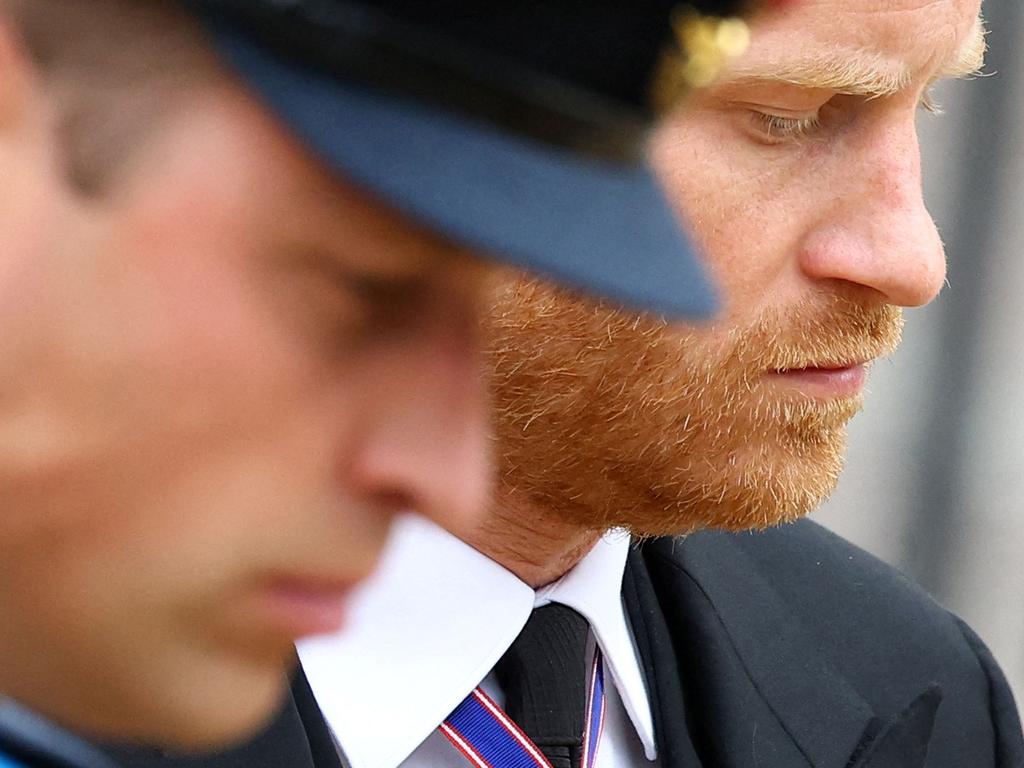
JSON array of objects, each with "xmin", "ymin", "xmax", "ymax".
[
  {"xmin": 844, "ymin": 687, "xmax": 940, "ymax": 768},
  {"xmin": 627, "ymin": 535, "xmax": 940, "ymax": 768},
  {"xmin": 292, "ymin": 664, "xmax": 351, "ymax": 768},
  {"xmin": 622, "ymin": 551, "xmax": 703, "ymax": 768}
]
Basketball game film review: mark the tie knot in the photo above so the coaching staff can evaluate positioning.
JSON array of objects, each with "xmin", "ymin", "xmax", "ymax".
[{"xmin": 494, "ymin": 604, "xmax": 590, "ymax": 768}]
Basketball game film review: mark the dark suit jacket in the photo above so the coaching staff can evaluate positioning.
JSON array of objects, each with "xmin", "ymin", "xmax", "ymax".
[
  {"xmin": 627, "ymin": 519, "xmax": 1023, "ymax": 768},
  {"xmin": 103, "ymin": 519, "xmax": 1024, "ymax": 768}
]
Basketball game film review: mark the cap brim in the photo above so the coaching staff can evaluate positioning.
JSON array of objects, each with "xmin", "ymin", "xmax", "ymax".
[{"xmin": 208, "ymin": 24, "xmax": 717, "ymax": 320}]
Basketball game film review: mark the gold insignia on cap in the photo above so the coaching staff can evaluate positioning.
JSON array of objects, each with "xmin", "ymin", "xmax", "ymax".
[{"xmin": 651, "ymin": 7, "xmax": 751, "ymax": 113}]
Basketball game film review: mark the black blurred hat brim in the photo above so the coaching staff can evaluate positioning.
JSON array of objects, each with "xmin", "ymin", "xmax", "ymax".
[{"xmin": 209, "ymin": 24, "xmax": 718, "ymax": 320}]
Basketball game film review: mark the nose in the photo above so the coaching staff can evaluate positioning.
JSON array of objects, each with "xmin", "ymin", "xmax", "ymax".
[
  {"xmin": 342, "ymin": 271, "xmax": 492, "ymax": 534},
  {"xmin": 798, "ymin": 116, "xmax": 946, "ymax": 307}
]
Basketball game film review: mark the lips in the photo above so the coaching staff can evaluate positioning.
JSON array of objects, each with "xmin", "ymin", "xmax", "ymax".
[
  {"xmin": 766, "ymin": 361, "xmax": 869, "ymax": 398},
  {"xmin": 249, "ymin": 574, "xmax": 358, "ymax": 639}
]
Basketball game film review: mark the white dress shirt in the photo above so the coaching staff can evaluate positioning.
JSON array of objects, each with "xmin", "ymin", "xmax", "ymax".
[{"xmin": 298, "ymin": 515, "xmax": 659, "ymax": 768}]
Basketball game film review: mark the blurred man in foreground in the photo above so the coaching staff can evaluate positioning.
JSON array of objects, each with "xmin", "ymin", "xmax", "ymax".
[
  {"xmin": 293, "ymin": 1, "xmax": 1024, "ymax": 767},
  {"xmin": 0, "ymin": 0, "xmax": 733, "ymax": 765}
]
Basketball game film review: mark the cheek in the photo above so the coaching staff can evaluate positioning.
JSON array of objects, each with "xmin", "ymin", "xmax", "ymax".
[
  {"xmin": 651, "ymin": 113, "xmax": 829, "ymax": 316},
  {"xmin": 0, "ymin": 105, "xmax": 67, "ymax": 296},
  {"xmin": 107, "ymin": 198, "xmax": 346, "ymax": 437},
  {"xmin": 0, "ymin": 238, "xmax": 348, "ymax": 569}
]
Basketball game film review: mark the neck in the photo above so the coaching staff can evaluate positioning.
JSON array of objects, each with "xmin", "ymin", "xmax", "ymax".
[{"xmin": 456, "ymin": 487, "xmax": 602, "ymax": 588}]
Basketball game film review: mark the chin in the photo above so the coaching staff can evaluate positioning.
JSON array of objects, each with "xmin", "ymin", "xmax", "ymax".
[
  {"xmin": 626, "ymin": 481, "xmax": 836, "ymax": 538},
  {"xmin": 162, "ymin": 688, "xmax": 285, "ymax": 752},
  {"xmin": 615, "ymin": 435, "xmax": 849, "ymax": 538},
  {"xmin": 114, "ymin": 654, "xmax": 294, "ymax": 753}
]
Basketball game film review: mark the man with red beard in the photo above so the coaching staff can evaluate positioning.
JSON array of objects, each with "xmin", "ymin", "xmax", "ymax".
[
  {"xmin": 290, "ymin": 1, "xmax": 1024, "ymax": 767},
  {"xmin": 290, "ymin": 1, "xmax": 1022, "ymax": 767}
]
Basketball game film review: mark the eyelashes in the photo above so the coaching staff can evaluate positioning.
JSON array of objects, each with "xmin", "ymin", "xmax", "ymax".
[
  {"xmin": 748, "ymin": 86, "xmax": 943, "ymax": 143},
  {"xmin": 751, "ymin": 112, "xmax": 823, "ymax": 140}
]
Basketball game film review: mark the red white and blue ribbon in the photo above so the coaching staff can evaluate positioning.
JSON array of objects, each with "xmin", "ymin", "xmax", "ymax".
[
  {"xmin": 580, "ymin": 650, "xmax": 606, "ymax": 768},
  {"xmin": 441, "ymin": 650, "xmax": 607, "ymax": 768}
]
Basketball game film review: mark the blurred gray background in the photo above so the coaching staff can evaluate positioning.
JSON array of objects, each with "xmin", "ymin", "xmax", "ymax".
[{"xmin": 812, "ymin": 0, "xmax": 1024, "ymax": 707}]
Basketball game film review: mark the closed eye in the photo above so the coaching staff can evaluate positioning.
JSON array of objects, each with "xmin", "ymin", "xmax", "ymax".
[
  {"xmin": 750, "ymin": 111, "xmax": 823, "ymax": 140},
  {"xmin": 752, "ymin": 83, "xmax": 945, "ymax": 143}
]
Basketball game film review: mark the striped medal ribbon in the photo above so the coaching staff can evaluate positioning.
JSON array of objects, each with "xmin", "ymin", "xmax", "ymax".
[{"xmin": 441, "ymin": 649, "xmax": 607, "ymax": 768}]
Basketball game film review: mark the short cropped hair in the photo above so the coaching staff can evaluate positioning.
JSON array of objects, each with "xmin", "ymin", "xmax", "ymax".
[{"xmin": 1, "ymin": 0, "xmax": 219, "ymax": 193}]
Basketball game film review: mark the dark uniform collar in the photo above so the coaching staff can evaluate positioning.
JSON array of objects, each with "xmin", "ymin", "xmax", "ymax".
[{"xmin": 0, "ymin": 701, "xmax": 117, "ymax": 768}]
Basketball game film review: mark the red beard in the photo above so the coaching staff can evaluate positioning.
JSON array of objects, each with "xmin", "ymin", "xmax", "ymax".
[{"xmin": 485, "ymin": 276, "xmax": 903, "ymax": 536}]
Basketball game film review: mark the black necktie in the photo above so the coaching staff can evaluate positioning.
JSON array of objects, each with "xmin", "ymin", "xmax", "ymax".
[{"xmin": 493, "ymin": 604, "xmax": 590, "ymax": 768}]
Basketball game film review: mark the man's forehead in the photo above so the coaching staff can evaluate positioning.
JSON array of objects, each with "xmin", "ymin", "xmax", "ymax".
[{"xmin": 719, "ymin": 0, "xmax": 985, "ymax": 96}]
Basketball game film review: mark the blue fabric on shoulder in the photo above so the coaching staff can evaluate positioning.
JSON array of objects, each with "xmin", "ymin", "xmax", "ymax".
[{"xmin": 0, "ymin": 749, "xmax": 27, "ymax": 768}]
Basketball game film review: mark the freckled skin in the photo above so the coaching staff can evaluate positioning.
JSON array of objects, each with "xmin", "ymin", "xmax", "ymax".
[
  {"xmin": 655, "ymin": 0, "xmax": 982, "ymax": 322},
  {"xmin": 478, "ymin": 0, "xmax": 980, "ymax": 583}
]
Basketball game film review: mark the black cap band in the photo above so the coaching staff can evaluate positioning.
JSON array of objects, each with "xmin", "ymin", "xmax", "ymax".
[{"xmin": 188, "ymin": 0, "xmax": 657, "ymax": 163}]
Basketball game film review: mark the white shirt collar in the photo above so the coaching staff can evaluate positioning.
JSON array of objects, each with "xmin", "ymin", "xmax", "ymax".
[
  {"xmin": 297, "ymin": 515, "xmax": 657, "ymax": 768},
  {"xmin": 535, "ymin": 530, "xmax": 657, "ymax": 762}
]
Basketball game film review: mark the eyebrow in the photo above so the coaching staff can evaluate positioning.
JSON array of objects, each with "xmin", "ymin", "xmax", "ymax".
[{"xmin": 719, "ymin": 16, "xmax": 987, "ymax": 98}]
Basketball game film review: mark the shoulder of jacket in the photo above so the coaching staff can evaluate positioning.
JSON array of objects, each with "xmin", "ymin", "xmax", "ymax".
[
  {"xmin": 643, "ymin": 517, "xmax": 937, "ymax": 613},
  {"xmin": 636, "ymin": 520, "xmax": 1022, "ymax": 764}
]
